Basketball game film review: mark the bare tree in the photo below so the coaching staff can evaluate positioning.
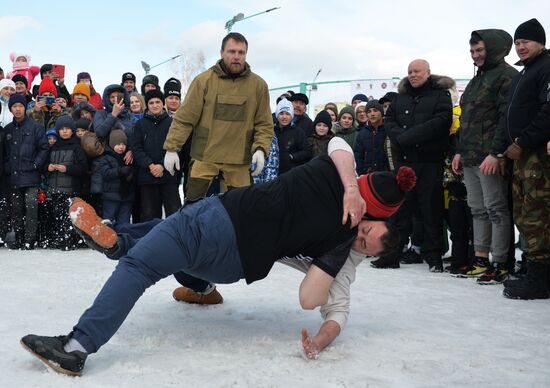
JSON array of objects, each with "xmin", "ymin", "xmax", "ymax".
[{"xmin": 170, "ymin": 49, "xmax": 206, "ymax": 96}]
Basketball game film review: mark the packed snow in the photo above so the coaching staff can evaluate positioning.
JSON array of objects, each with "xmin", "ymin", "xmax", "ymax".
[{"xmin": 1, "ymin": 248, "xmax": 549, "ymax": 387}]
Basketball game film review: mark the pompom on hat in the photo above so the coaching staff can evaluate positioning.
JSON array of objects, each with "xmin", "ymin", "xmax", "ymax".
[{"xmin": 357, "ymin": 166, "xmax": 416, "ymax": 219}]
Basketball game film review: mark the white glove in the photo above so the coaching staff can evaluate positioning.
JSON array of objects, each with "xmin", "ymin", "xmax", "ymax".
[
  {"xmin": 250, "ymin": 150, "xmax": 265, "ymax": 177},
  {"xmin": 164, "ymin": 151, "xmax": 180, "ymax": 176}
]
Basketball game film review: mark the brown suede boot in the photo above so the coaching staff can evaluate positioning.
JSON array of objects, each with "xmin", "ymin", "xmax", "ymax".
[{"xmin": 172, "ymin": 286, "xmax": 223, "ymax": 305}]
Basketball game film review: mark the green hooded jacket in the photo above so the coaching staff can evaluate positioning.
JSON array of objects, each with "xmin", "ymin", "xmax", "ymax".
[
  {"xmin": 458, "ymin": 29, "xmax": 519, "ymax": 166},
  {"xmin": 163, "ymin": 60, "xmax": 273, "ymax": 164}
]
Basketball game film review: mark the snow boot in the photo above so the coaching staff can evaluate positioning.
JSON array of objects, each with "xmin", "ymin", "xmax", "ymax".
[
  {"xmin": 370, "ymin": 252, "xmax": 400, "ymax": 269},
  {"xmin": 20, "ymin": 334, "xmax": 87, "ymax": 376},
  {"xmin": 503, "ymin": 261, "xmax": 550, "ymax": 300},
  {"xmin": 69, "ymin": 197, "xmax": 118, "ymax": 254},
  {"xmin": 400, "ymin": 248, "xmax": 423, "ymax": 264},
  {"xmin": 173, "ymin": 286, "xmax": 223, "ymax": 305}
]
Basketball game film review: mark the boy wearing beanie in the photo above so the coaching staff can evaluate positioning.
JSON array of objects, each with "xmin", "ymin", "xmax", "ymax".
[
  {"xmin": 71, "ymin": 82, "xmax": 91, "ymax": 107},
  {"xmin": 333, "ymin": 106, "xmax": 357, "ymax": 148},
  {"xmin": 308, "ymin": 110, "xmax": 334, "ymax": 157},
  {"xmin": 3, "ymin": 94, "xmax": 49, "ymax": 249},
  {"xmin": 354, "ymin": 100, "xmax": 388, "ymax": 175},
  {"xmin": 96, "ymin": 128, "xmax": 135, "ymax": 224},
  {"xmin": 45, "ymin": 115, "xmax": 88, "ymax": 250}
]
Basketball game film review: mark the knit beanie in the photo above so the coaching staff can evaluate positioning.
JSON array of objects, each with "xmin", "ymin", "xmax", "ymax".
[
  {"xmin": 163, "ymin": 77, "xmax": 182, "ymax": 99},
  {"xmin": 46, "ymin": 128, "xmax": 58, "ymax": 138},
  {"xmin": 351, "ymin": 93, "xmax": 368, "ymax": 103},
  {"xmin": 8, "ymin": 93, "xmax": 27, "ymax": 111},
  {"xmin": 365, "ymin": 100, "xmax": 384, "ymax": 114},
  {"xmin": 72, "ymin": 82, "xmax": 91, "ymax": 100},
  {"xmin": 357, "ymin": 166, "xmax": 416, "ymax": 219},
  {"xmin": 338, "ymin": 106, "xmax": 356, "ymax": 121},
  {"xmin": 276, "ymin": 98, "xmax": 294, "ymax": 121},
  {"xmin": 55, "ymin": 115, "xmax": 75, "ymax": 132},
  {"xmin": 122, "ymin": 72, "xmax": 136, "ymax": 83},
  {"xmin": 77, "ymin": 72, "xmax": 92, "ymax": 83},
  {"xmin": 145, "ymin": 89, "xmax": 165, "ymax": 106},
  {"xmin": 0, "ymin": 78, "xmax": 16, "ymax": 91},
  {"xmin": 109, "ymin": 129, "xmax": 128, "ymax": 149},
  {"xmin": 75, "ymin": 118, "xmax": 91, "ymax": 130},
  {"xmin": 12, "ymin": 74, "xmax": 28, "ymax": 88},
  {"xmin": 313, "ymin": 110, "xmax": 332, "ymax": 129},
  {"xmin": 514, "ymin": 18, "xmax": 546, "ymax": 45},
  {"xmin": 38, "ymin": 78, "xmax": 58, "ymax": 97}
]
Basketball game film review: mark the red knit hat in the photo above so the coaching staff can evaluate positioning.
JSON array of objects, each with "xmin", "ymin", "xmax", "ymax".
[
  {"xmin": 38, "ymin": 77, "xmax": 58, "ymax": 97},
  {"xmin": 357, "ymin": 166, "xmax": 416, "ymax": 219}
]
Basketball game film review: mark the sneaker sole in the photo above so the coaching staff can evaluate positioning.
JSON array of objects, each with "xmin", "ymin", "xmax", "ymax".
[
  {"xmin": 20, "ymin": 339, "xmax": 82, "ymax": 377},
  {"xmin": 69, "ymin": 198, "xmax": 117, "ymax": 249}
]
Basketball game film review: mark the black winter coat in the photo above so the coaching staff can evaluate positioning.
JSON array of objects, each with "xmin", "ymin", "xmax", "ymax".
[
  {"xmin": 46, "ymin": 135, "xmax": 88, "ymax": 194},
  {"xmin": 354, "ymin": 124, "xmax": 389, "ymax": 174},
  {"xmin": 507, "ymin": 49, "xmax": 550, "ymax": 150},
  {"xmin": 293, "ymin": 113, "xmax": 314, "ymax": 138},
  {"xmin": 3, "ymin": 117, "xmax": 49, "ymax": 188},
  {"xmin": 275, "ymin": 122, "xmax": 312, "ymax": 174},
  {"xmin": 386, "ymin": 75, "xmax": 453, "ymax": 163},
  {"xmin": 97, "ymin": 147, "xmax": 136, "ymax": 201},
  {"xmin": 131, "ymin": 111, "xmax": 181, "ymax": 185}
]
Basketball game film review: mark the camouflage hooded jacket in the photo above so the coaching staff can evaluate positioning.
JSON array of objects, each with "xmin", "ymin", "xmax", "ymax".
[{"xmin": 458, "ymin": 29, "xmax": 518, "ymax": 166}]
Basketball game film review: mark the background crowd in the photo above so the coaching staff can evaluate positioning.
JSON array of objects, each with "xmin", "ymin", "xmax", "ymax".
[{"xmin": 0, "ymin": 17, "xmax": 549, "ymax": 302}]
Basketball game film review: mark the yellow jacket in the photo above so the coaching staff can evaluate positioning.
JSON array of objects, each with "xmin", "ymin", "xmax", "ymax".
[{"xmin": 163, "ymin": 60, "xmax": 274, "ymax": 164}]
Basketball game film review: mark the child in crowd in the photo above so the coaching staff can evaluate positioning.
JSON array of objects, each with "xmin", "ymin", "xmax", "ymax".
[
  {"xmin": 97, "ymin": 129, "xmax": 135, "ymax": 223},
  {"xmin": 308, "ymin": 110, "xmax": 334, "ymax": 157},
  {"xmin": 45, "ymin": 115, "xmax": 88, "ymax": 250},
  {"xmin": 353, "ymin": 100, "xmax": 388, "ymax": 174},
  {"xmin": 333, "ymin": 106, "xmax": 357, "ymax": 148}
]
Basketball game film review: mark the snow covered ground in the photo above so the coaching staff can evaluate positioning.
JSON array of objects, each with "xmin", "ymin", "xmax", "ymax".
[{"xmin": 1, "ymin": 248, "xmax": 549, "ymax": 387}]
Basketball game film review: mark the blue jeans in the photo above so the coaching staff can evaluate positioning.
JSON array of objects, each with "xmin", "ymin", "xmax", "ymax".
[
  {"xmin": 112, "ymin": 218, "xmax": 212, "ymax": 292},
  {"xmin": 72, "ymin": 197, "xmax": 244, "ymax": 353}
]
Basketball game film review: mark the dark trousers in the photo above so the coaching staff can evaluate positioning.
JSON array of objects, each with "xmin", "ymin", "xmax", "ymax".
[
  {"xmin": 140, "ymin": 183, "xmax": 181, "ymax": 221},
  {"xmin": 102, "ymin": 199, "xmax": 133, "ymax": 224},
  {"xmin": 10, "ymin": 186, "xmax": 39, "ymax": 244},
  {"xmin": 113, "ymin": 217, "xmax": 211, "ymax": 293},
  {"xmin": 392, "ymin": 162, "xmax": 444, "ymax": 261},
  {"xmin": 50, "ymin": 192, "xmax": 79, "ymax": 249},
  {"xmin": 0, "ymin": 178, "xmax": 11, "ymax": 243},
  {"xmin": 445, "ymin": 198, "xmax": 473, "ymax": 264}
]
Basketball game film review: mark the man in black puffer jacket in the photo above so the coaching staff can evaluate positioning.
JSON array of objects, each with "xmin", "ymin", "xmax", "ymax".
[
  {"xmin": 4, "ymin": 94, "xmax": 49, "ymax": 249},
  {"xmin": 372, "ymin": 59, "xmax": 453, "ymax": 271}
]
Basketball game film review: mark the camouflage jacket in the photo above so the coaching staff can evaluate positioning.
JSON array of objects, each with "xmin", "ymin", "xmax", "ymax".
[{"xmin": 458, "ymin": 29, "xmax": 518, "ymax": 166}]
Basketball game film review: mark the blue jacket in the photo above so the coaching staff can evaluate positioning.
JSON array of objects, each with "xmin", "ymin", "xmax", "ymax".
[
  {"xmin": 96, "ymin": 147, "xmax": 136, "ymax": 201},
  {"xmin": 93, "ymin": 84, "xmax": 133, "ymax": 140},
  {"xmin": 131, "ymin": 110, "xmax": 181, "ymax": 185},
  {"xmin": 4, "ymin": 117, "xmax": 49, "ymax": 188},
  {"xmin": 354, "ymin": 124, "xmax": 389, "ymax": 174}
]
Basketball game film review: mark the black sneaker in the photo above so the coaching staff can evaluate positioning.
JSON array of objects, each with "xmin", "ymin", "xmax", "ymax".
[
  {"xmin": 20, "ymin": 334, "xmax": 87, "ymax": 376},
  {"xmin": 400, "ymin": 248, "xmax": 423, "ymax": 264},
  {"xmin": 477, "ymin": 263, "xmax": 509, "ymax": 285},
  {"xmin": 428, "ymin": 262, "xmax": 444, "ymax": 273}
]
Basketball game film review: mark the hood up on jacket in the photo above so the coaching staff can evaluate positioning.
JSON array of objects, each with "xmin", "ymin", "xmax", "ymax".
[
  {"xmin": 101, "ymin": 84, "xmax": 130, "ymax": 113},
  {"xmin": 472, "ymin": 29, "xmax": 513, "ymax": 71}
]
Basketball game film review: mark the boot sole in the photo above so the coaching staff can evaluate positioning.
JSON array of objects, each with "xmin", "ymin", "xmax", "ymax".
[
  {"xmin": 502, "ymin": 289, "xmax": 550, "ymax": 300},
  {"xmin": 69, "ymin": 198, "xmax": 117, "ymax": 249},
  {"xmin": 20, "ymin": 339, "xmax": 81, "ymax": 377}
]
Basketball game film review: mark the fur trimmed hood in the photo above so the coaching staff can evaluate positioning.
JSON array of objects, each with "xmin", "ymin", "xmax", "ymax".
[{"xmin": 397, "ymin": 74, "xmax": 455, "ymax": 93}]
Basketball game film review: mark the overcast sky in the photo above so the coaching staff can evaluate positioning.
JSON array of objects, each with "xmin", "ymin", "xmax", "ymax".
[{"xmin": 1, "ymin": 0, "xmax": 549, "ymax": 109}]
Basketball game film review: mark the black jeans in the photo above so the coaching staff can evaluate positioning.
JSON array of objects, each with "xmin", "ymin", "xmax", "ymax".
[
  {"xmin": 140, "ymin": 183, "xmax": 182, "ymax": 221},
  {"xmin": 10, "ymin": 186, "xmax": 39, "ymax": 244}
]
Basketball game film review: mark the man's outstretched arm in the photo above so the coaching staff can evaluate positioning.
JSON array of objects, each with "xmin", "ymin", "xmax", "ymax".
[
  {"xmin": 301, "ymin": 321, "xmax": 341, "ymax": 360},
  {"xmin": 328, "ymin": 137, "xmax": 366, "ymax": 227}
]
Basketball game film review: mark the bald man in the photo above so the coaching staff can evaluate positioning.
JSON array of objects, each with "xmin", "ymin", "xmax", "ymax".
[{"xmin": 372, "ymin": 59, "xmax": 453, "ymax": 271}]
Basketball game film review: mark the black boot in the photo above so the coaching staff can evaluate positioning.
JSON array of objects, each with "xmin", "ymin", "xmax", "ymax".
[
  {"xmin": 503, "ymin": 261, "xmax": 550, "ymax": 300},
  {"xmin": 371, "ymin": 252, "xmax": 400, "ymax": 269}
]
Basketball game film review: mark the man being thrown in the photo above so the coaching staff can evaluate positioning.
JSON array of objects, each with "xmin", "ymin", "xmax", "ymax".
[{"xmin": 21, "ymin": 138, "xmax": 414, "ymax": 376}]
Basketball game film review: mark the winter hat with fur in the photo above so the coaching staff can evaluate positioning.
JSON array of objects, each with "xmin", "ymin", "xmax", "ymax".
[
  {"xmin": 357, "ymin": 166, "xmax": 416, "ymax": 219},
  {"xmin": 81, "ymin": 132, "xmax": 104, "ymax": 158}
]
